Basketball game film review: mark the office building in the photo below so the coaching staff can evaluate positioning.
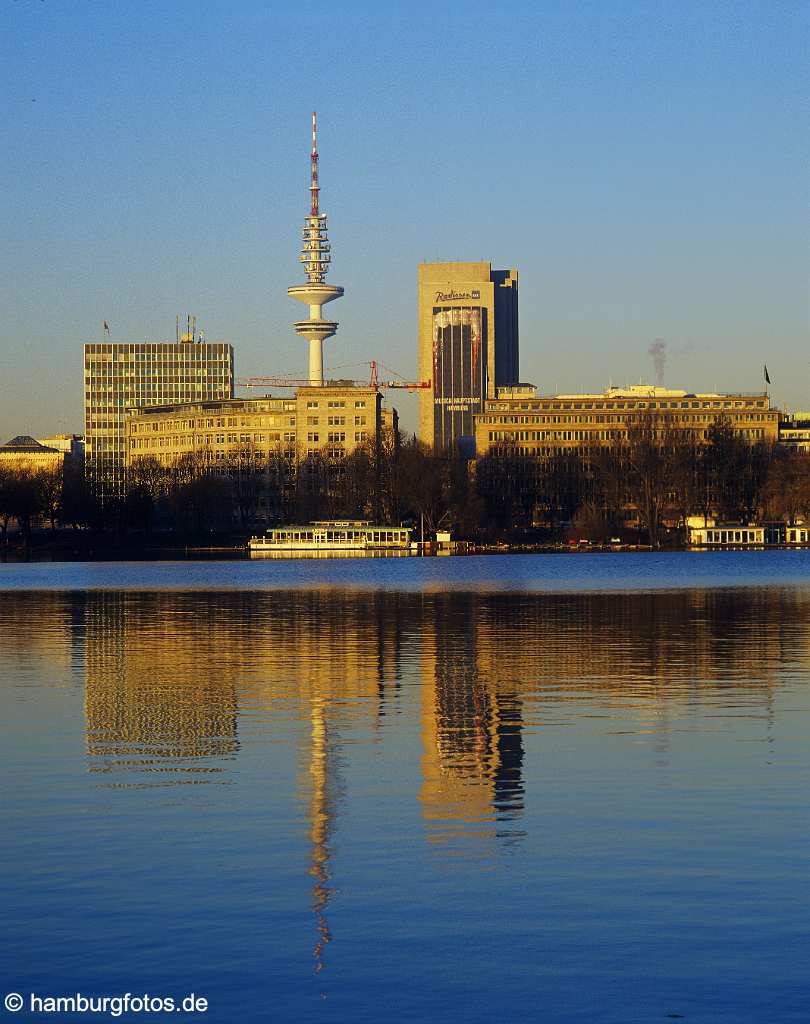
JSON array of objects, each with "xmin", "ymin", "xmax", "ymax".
[
  {"xmin": 418, "ymin": 261, "xmax": 519, "ymax": 452},
  {"xmin": 83, "ymin": 334, "xmax": 233, "ymax": 494},
  {"xmin": 475, "ymin": 384, "xmax": 779, "ymax": 457},
  {"xmin": 778, "ymin": 413, "xmax": 810, "ymax": 452},
  {"xmin": 125, "ymin": 386, "xmax": 395, "ymax": 466}
]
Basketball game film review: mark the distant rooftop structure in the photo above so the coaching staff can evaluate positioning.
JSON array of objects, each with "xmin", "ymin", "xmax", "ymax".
[
  {"xmin": 1, "ymin": 435, "xmax": 59, "ymax": 453},
  {"xmin": 495, "ymin": 384, "xmax": 536, "ymax": 399},
  {"xmin": 551, "ymin": 384, "xmax": 768, "ymax": 401}
]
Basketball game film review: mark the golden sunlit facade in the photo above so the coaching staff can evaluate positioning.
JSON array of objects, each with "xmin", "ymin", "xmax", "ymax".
[
  {"xmin": 84, "ymin": 340, "xmax": 234, "ymax": 495},
  {"xmin": 418, "ymin": 261, "xmax": 519, "ymax": 452},
  {"xmin": 475, "ymin": 384, "xmax": 779, "ymax": 457},
  {"xmin": 125, "ymin": 387, "xmax": 396, "ymax": 467},
  {"xmin": 0, "ymin": 435, "xmax": 65, "ymax": 473}
]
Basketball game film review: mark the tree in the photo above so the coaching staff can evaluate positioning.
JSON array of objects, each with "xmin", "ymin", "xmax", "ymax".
[
  {"xmin": 167, "ymin": 450, "xmax": 230, "ymax": 533},
  {"xmin": 34, "ymin": 465, "xmax": 64, "ymax": 531},
  {"xmin": 0, "ymin": 464, "xmax": 14, "ymax": 543},
  {"xmin": 762, "ymin": 450, "xmax": 810, "ymax": 524},
  {"xmin": 61, "ymin": 466, "xmax": 100, "ymax": 530},
  {"xmin": 622, "ymin": 415, "xmax": 684, "ymax": 548},
  {"xmin": 5, "ymin": 467, "xmax": 44, "ymax": 542},
  {"xmin": 125, "ymin": 455, "xmax": 168, "ymax": 533},
  {"xmin": 539, "ymin": 451, "xmax": 592, "ymax": 530},
  {"xmin": 396, "ymin": 438, "xmax": 458, "ymax": 536},
  {"xmin": 704, "ymin": 415, "xmax": 748, "ymax": 521},
  {"xmin": 475, "ymin": 445, "xmax": 535, "ymax": 531}
]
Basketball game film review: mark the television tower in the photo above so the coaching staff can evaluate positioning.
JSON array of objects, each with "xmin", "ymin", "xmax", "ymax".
[{"xmin": 288, "ymin": 112, "xmax": 344, "ymax": 386}]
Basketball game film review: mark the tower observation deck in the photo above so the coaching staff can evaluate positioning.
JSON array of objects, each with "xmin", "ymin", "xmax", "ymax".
[{"xmin": 288, "ymin": 112, "xmax": 344, "ymax": 386}]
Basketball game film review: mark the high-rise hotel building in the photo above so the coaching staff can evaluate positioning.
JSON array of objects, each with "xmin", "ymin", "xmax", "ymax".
[
  {"xmin": 84, "ymin": 337, "xmax": 234, "ymax": 493},
  {"xmin": 418, "ymin": 262, "xmax": 519, "ymax": 452}
]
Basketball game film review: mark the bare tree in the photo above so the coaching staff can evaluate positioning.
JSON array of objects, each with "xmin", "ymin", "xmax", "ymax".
[{"xmin": 762, "ymin": 450, "xmax": 810, "ymax": 525}]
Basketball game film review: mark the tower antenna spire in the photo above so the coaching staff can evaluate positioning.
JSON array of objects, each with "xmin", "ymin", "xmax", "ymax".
[{"xmin": 310, "ymin": 110, "xmax": 319, "ymax": 217}]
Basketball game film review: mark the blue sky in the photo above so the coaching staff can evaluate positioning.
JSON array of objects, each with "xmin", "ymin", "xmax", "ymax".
[{"xmin": 1, "ymin": 0, "xmax": 807, "ymax": 438}]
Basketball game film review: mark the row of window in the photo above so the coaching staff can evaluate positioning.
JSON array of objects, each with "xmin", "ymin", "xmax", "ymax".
[
  {"xmin": 702, "ymin": 530, "xmax": 762, "ymax": 544},
  {"xmin": 130, "ymin": 416, "xmax": 296, "ymax": 433},
  {"xmin": 305, "ymin": 400, "xmax": 367, "ymax": 410},
  {"xmin": 481, "ymin": 412, "xmax": 773, "ymax": 426},
  {"xmin": 490, "ymin": 399, "xmax": 766, "ymax": 412},
  {"xmin": 487, "ymin": 426, "xmax": 769, "ymax": 445},
  {"xmin": 130, "ymin": 432, "xmax": 299, "ymax": 450},
  {"xmin": 130, "ymin": 427, "xmax": 373, "ymax": 451},
  {"xmin": 306, "ymin": 416, "xmax": 367, "ymax": 426}
]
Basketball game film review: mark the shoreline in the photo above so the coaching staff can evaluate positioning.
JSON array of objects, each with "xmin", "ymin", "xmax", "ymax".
[{"xmin": 2, "ymin": 539, "xmax": 810, "ymax": 563}]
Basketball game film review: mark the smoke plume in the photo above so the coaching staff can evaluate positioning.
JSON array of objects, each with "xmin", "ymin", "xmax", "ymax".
[{"xmin": 648, "ymin": 339, "xmax": 667, "ymax": 386}]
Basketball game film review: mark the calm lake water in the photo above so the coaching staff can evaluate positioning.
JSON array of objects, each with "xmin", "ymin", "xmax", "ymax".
[{"xmin": 1, "ymin": 552, "xmax": 809, "ymax": 1023}]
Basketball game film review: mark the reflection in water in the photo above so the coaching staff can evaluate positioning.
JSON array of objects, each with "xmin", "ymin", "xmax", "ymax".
[
  {"xmin": 307, "ymin": 697, "xmax": 335, "ymax": 975},
  {"xmin": 2, "ymin": 586, "xmax": 805, "ymax": 799},
  {"xmin": 2, "ymin": 583, "xmax": 808, "ymax": 984},
  {"xmin": 420, "ymin": 595, "xmax": 525, "ymax": 846},
  {"xmin": 83, "ymin": 593, "xmax": 240, "ymax": 777}
]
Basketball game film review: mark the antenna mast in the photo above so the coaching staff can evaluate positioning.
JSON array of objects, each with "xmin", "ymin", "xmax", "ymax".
[{"xmin": 310, "ymin": 111, "xmax": 320, "ymax": 217}]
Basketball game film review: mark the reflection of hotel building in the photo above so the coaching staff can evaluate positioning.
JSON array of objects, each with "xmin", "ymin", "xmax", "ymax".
[
  {"xmin": 475, "ymin": 384, "xmax": 779, "ymax": 457},
  {"xmin": 419, "ymin": 596, "xmax": 525, "ymax": 840},
  {"xmin": 418, "ymin": 262, "xmax": 519, "ymax": 452}
]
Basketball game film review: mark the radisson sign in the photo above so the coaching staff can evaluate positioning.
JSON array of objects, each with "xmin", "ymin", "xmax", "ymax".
[{"xmin": 434, "ymin": 290, "xmax": 480, "ymax": 302}]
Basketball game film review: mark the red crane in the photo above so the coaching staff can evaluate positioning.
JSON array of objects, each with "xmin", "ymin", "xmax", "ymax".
[{"xmin": 237, "ymin": 361, "xmax": 430, "ymax": 391}]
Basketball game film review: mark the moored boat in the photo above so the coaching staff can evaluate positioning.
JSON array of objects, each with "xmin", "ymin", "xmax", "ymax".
[{"xmin": 248, "ymin": 520, "xmax": 412, "ymax": 555}]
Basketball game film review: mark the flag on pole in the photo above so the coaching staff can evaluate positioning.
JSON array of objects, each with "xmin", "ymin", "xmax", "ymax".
[
  {"xmin": 764, "ymin": 364, "xmax": 771, "ymax": 385},
  {"xmin": 103, "ymin": 320, "xmax": 110, "ymax": 336}
]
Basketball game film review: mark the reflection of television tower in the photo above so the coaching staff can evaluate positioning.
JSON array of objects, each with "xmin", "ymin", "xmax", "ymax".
[{"xmin": 288, "ymin": 112, "xmax": 344, "ymax": 386}]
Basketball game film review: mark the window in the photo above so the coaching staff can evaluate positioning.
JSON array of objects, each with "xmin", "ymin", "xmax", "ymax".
[
  {"xmin": 306, "ymin": 401, "xmax": 319, "ymax": 409},
  {"xmin": 307, "ymin": 416, "xmax": 319, "ymax": 426},
  {"xmin": 307, "ymin": 432, "xmax": 319, "ymax": 442},
  {"xmin": 355, "ymin": 400, "xmax": 366, "ymax": 408}
]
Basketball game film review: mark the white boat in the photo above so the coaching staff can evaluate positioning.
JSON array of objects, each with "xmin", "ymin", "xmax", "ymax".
[{"xmin": 248, "ymin": 520, "xmax": 412, "ymax": 555}]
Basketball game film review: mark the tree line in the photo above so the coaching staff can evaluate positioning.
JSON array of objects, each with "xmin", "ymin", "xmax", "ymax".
[{"xmin": 2, "ymin": 416, "xmax": 809, "ymax": 546}]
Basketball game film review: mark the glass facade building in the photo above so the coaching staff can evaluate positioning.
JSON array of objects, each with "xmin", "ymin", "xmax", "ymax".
[
  {"xmin": 418, "ymin": 262, "xmax": 519, "ymax": 453},
  {"xmin": 83, "ymin": 341, "xmax": 234, "ymax": 495},
  {"xmin": 431, "ymin": 306, "xmax": 487, "ymax": 449}
]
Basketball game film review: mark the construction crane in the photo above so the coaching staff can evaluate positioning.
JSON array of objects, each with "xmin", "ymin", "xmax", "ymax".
[{"xmin": 237, "ymin": 361, "xmax": 430, "ymax": 391}]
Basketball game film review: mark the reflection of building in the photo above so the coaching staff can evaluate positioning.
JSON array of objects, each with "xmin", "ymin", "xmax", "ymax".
[
  {"xmin": 418, "ymin": 262, "xmax": 519, "ymax": 452},
  {"xmin": 476, "ymin": 384, "xmax": 779, "ymax": 457},
  {"xmin": 83, "ymin": 593, "xmax": 240, "ymax": 768},
  {"xmin": 419, "ymin": 596, "xmax": 525, "ymax": 843},
  {"xmin": 0, "ymin": 592, "xmax": 81, "ymax": 678},
  {"xmin": 83, "ymin": 337, "xmax": 234, "ymax": 495}
]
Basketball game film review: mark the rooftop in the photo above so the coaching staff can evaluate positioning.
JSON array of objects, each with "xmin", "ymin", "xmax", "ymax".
[{"xmin": 1, "ymin": 435, "xmax": 60, "ymax": 453}]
